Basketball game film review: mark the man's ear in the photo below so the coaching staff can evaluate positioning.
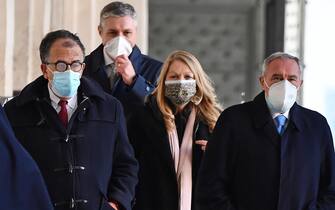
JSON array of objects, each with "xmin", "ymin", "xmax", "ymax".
[
  {"xmin": 259, "ymin": 76, "xmax": 266, "ymax": 91},
  {"xmin": 41, "ymin": 64, "xmax": 48, "ymax": 79},
  {"xmin": 80, "ymin": 63, "xmax": 86, "ymax": 76},
  {"xmin": 98, "ymin": 25, "xmax": 102, "ymax": 36},
  {"xmin": 300, "ymin": 80, "xmax": 304, "ymax": 87}
]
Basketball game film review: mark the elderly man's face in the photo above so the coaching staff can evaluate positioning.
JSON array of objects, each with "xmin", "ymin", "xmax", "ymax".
[
  {"xmin": 259, "ymin": 58, "xmax": 303, "ymax": 96},
  {"xmin": 99, "ymin": 16, "xmax": 137, "ymax": 47},
  {"xmin": 41, "ymin": 38, "xmax": 84, "ymax": 82}
]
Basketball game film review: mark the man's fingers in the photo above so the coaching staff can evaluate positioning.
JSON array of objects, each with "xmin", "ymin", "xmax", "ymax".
[
  {"xmin": 195, "ymin": 140, "xmax": 208, "ymax": 151},
  {"xmin": 195, "ymin": 140, "xmax": 207, "ymax": 146}
]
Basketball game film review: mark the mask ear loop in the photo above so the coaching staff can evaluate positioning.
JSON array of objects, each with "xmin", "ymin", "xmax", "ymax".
[
  {"xmin": 191, "ymin": 94, "xmax": 202, "ymax": 105},
  {"xmin": 263, "ymin": 76, "xmax": 270, "ymax": 89},
  {"xmin": 190, "ymin": 80, "xmax": 201, "ymax": 105},
  {"xmin": 296, "ymin": 82, "xmax": 301, "ymax": 91}
]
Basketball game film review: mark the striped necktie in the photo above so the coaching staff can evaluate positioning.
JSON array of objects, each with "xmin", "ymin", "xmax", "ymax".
[{"xmin": 106, "ymin": 63, "xmax": 118, "ymax": 88}]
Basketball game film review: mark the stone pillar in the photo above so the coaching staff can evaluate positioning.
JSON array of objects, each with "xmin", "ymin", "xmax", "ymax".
[
  {"xmin": 1, "ymin": 0, "xmax": 15, "ymax": 96},
  {"xmin": 30, "ymin": 0, "xmax": 48, "ymax": 82},
  {"xmin": 13, "ymin": 0, "xmax": 30, "ymax": 91},
  {"xmin": 127, "ymin": 0, "xmax": 148, "ymax": 53},
  {"xmin": 0, "ymin": 0, "xmax": 6, "ymax": 95}
]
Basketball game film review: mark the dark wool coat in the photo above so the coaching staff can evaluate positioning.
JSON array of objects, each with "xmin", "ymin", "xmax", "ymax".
[
  {"xmin": 127, "ymin": 95, "xmax": 211, "ymax": 210},
  {"xmin": 196, "ymin": 92, "xmax": 335, "ymax": 210},
  {"xmin": 4, "ymin": 76, "xmax": 138, "ymax": 210},
  {"xmin": 0, "ymin": 106, "xmax": 53, "ymax": 210},
  {"xmin": 84, "ymin": 45, "xmax": 162, "ymax": 117}
]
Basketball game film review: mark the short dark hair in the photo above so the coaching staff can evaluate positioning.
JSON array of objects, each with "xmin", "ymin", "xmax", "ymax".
[
  {"xmin": 39, "ymin": 30, "xmax": 85, "ymax": 63},
  {"xmin": 99, "ymin": 1, "xmax": 137, "ymax": 26}
]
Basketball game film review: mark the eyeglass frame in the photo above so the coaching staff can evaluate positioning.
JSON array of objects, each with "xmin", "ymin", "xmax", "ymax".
[{"xmin": 45, "ymin": 60, "xmax": 85, "ymax": 72}]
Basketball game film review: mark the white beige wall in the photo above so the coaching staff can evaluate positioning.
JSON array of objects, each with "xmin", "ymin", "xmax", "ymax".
[{"xmin": 0, "ymin": 0, "xmax": 148, "ymax": 96}]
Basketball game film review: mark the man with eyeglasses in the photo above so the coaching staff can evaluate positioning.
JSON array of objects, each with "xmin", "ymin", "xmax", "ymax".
[
  {"xmin": 84, "ymin": 1, "xmax": 162, "ymax": 117},
  {"xmin": 4, "ymin": 30, "xmax": 138, "ymax": 210}
]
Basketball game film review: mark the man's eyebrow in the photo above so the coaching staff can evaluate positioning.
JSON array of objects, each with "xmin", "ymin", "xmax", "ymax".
[
  {"xmin": 271, "ymin": 74, "xmax": 283, "ymax": 77},
  {"xmin": 288, "ymin": 75, "xmax": 298, "ymax": 78}
]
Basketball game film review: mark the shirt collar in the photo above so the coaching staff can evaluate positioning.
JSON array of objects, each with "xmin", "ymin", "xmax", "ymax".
[
  {"xmin": 47, "ymin": 84, "xmax": 77, "ymax": 109},
  {"xmin": 264, "ymin": 94, "xmax": 290, "ymax": 120},
  {"xmin": 271, "ymin": 110, "xmax": 289, "ymax": 119}
]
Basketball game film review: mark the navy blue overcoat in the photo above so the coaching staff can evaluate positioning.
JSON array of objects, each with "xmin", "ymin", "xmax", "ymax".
[
  {"xmin": 0, "ymin": 106, "xmax": 53, "ymax": 210},
  {"xmin": 4, "ymin": 76, "xmax": 138, "ymax": 210},
  {"xmin": 196, "ymin": 92, "xmax": 335, "ymax": 210}
]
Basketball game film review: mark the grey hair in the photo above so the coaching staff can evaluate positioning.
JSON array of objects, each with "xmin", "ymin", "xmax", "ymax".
[
  {"xmin": 99, "ymin": 1, "xmax": 137, "ymax": 26},
  {"xmin": 261, "ymin": 52, "xmax": 303, "ymax": 76}
]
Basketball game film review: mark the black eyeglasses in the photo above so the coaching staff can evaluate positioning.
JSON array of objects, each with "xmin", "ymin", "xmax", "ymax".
[{"xmin": 46, "ymin": 61, "xmax": 84, "ymax": 72}]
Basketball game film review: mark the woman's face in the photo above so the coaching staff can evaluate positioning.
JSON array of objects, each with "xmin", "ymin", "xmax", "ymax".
[
  {"xmin": 165, "ymin": 60, "xmax": 194, "ymax": 81},
  {"xmin": 164, "ymin": 60, "xmax": 197, "ymax": 109}
]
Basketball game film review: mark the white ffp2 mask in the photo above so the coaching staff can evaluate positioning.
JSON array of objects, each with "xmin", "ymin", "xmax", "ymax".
[
  {"xmin": 104, "ymin": 36, "xmax": 132, "ymax": 61},
  {"xmin": 266, "ymin": 80, "xmax": 297, "ymax": 113}
]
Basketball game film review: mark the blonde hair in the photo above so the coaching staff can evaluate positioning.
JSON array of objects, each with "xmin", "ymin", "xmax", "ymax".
[{"xmin": 153, "ymin": 50, "xmax": 222, "ymax": 133}]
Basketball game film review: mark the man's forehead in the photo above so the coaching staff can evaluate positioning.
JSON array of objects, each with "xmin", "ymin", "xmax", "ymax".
[
  {"xmin": 51, "ymin": 38, "xmax": 77, "ymax": 47},
  {"xmin": 268, "ymin": 57, "xmax": 299, "ymax": 68},
  {"xmin": 49, "ymin": 40, "xmax": 83, "ymax": 59},
  {"xmin": 101, "ymin": 16, "xmax": 136, "ymax": 28},
  {"xmin": 266, "ymin": 58, "xmax": 301, "ymax": 76}
]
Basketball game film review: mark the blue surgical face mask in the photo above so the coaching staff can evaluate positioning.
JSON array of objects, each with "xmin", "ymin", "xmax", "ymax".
[{"xmin": 51, "ymin": 70, "xmax": 81, "ymax": 97}]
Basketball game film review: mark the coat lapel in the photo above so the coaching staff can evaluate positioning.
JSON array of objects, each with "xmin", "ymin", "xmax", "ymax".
[
  {"xmin": 251, "ymin": 92, "xmax": 280, "ymax": 147},
  {"xmin": 152, "ymin": 123, "xmax": 177, "ymax": 177},
  {"xmin": 84, "ymin": 45, "xmax": 111, "ymax": 93},
  {"xmin": 287, "ymin": 103, "xmax": 302, "ymax": 133},
  {"xmin": 148, "ymin": 96, "xmax": 178, "ymax": 179}
]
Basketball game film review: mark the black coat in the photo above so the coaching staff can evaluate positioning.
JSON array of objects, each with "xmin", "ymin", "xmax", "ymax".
[
  {"xmin": 84, "ymin": 45, "xmax": 162, "ymax": 117},
  {"xmin": 4, "ymin": 76, "xmax": 138, "ymax": 210},
  {"xmin": 0, "ymin": 106, "xmax": 53, "ymax": 210},
  {"xmin": 127, "ymin": 95, "xmax": 210, "ymax": 210},
  {"xmin": 196, "ymin": 92, "xmax": 335, "ymax": 210}
]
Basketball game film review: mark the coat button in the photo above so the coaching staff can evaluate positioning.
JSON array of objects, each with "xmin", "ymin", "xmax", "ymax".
[
  {"xmin": 65, "ymin": 135, "xmax": 69, "ymax": 142},
  {"xmin": 146, "ymin": 86, "xmax": 150, "ymax": 92}
]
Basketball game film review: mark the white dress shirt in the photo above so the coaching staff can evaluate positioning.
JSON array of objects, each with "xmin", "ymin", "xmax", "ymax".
[
  {"xmin": 48, "ymin": 85, "xmax": 77, "ymax": 121},
  {"xmin": 265, "ymin": 95, "xmax": 290, "ymax": 129}
]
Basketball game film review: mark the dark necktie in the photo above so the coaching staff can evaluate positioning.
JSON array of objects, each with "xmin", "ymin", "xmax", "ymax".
[
  {"xmin": 106, "ymin": 63, "xmax": 119, "ymax": 88},
  {"xmin": 275, "ymin": 115, "xmax": 287, "ymax": 135},
  {"xmin": 58, "ymin": 100, "xmax": 68, "ymax": 127}
]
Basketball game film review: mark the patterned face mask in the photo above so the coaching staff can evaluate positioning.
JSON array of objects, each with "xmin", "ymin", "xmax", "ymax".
[{"xmin": 165, "ymin": 79, "xmax": 196, "ymax": 106}]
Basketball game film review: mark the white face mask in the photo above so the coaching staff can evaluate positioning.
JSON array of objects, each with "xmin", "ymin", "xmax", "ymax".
[
  {"xmin": 265, "ymin": 80, "xmax": 298, "ymax": 113},
  {"xmin": 103, "ymin": 36, "xmax": 132, "ymax": 61}
]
